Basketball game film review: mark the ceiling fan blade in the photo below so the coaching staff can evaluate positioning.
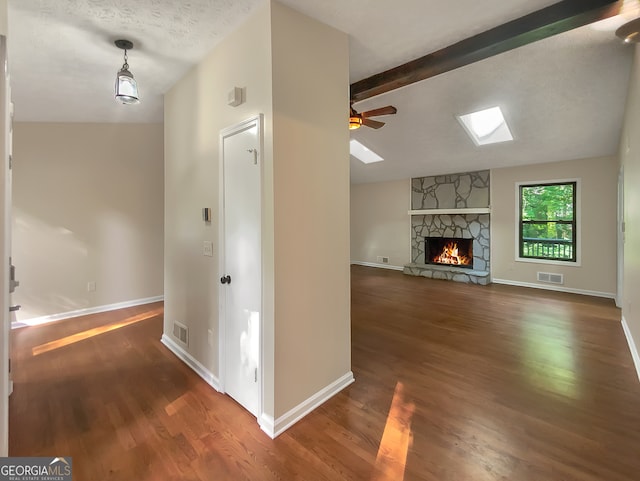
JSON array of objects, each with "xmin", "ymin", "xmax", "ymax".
[
  {"xmin": 363, "ymin": 118, "xmax": 385, "ymax": 129},
  {"xmin": 362, "ymin": 106, "xmax": 397, "ymax": 118}
]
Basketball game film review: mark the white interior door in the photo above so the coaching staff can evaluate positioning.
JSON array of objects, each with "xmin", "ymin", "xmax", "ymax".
[{"xmin": 219, "ymin": 116, "xmax": 262, "ymax": 417}]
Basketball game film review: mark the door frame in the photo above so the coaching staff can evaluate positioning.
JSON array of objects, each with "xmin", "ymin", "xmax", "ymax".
[
  {"xmin": 217, "ymin": 114, "xmax": 264, "ymax": 420},
  {"xmin": 616, "ymin": 165, "xmax": 624, "ymax": 308},
  {"xmin": 0, "ymin": 34, "xmax": 9, "ymax": 457}
]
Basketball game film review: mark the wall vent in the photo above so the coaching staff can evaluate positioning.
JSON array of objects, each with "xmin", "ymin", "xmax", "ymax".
[
  {"xmin": 173, "ymin": 321, "xmax": 189, "ymax": 346},
  {"xmin": 537, "ymin": 272, "xmax": 564, "ymax": 285}
]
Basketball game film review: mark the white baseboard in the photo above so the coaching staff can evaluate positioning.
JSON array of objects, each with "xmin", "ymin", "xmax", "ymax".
[
  {"xmin": 161, "ymin": 334, "xmax": 221, "ymax": 391},
  {"xmin": 259, "ymin": 413, "xmax": 275, "ymax": 437},
  {"xmin": 162, "ymin": 336, "xmax": 352, "ymax": 439},
  {"xmin": 351, "ymin": 261, "xmax": 404, "ymax": 272},
  {"xmin": 622, "ymin": 316, "xmax": 640, "ymax": 383},
  {"xmin": 491, "ymin": 278, "xmax": 615, "ymax": 300},
  {"xmin": 261, "ymin": 371, "xmax": 355, "ymax": 439},
  {"xmin": 11, "ymin": 295, "xmax": 164, "ymax": 329}
]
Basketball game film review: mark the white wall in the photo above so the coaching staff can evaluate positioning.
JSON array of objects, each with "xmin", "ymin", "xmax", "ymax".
[
  {"xmin": 491, "ymin": 156, "xmax": 618, "ymax": 297},
  {"xmin": 350, "ymin": 179, "xmax": 410, "ymax": 268},
  {"xmin": 620, "ymin": 44, "xmax": 640, "ymax": 377},
  {"xmin": 164, "ymin": 0, "xmax": 351, "ymax": 428},
  {"xmin": 12, "ymin": 123, "xmax": 164, "ymax": 320}
]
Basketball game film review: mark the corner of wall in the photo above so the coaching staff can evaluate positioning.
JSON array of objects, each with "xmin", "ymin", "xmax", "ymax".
[{"xmin": 620, "ymin": 44, "xmax": 640, "ymax": 381}]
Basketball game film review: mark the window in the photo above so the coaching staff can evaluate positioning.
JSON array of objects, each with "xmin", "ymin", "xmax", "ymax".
[{"xmin": 518, "ymin": 181, "xmax": 577, "ymax": 262}]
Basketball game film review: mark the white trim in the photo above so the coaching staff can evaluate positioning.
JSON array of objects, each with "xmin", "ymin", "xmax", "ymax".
[
  {"xmin": 408, "ymin": 207, "xmax": 490, "ymax": 215},
  {"xmin": 161, "ymin": 334, "xmax": 221, "ymax": 391},
  {"xmin": 616, "ymin": 167, "xmax": 624, "ymax": 308},
  {"xmin": 11, "ymin": 295, "xmax": 164, "ymax": 329},
  {"xmin": 218, "ymin": 119, "xmax": 227, "ymax": 394},
  {"xmin": 514, "ymin": 178, "xmax": 581, "ymax": 267},
  {"xmin": 351, "ymin": 261, "xmax": 404, "ymax": 271},
  {"xmin": 1, "ymin": 35, "xmax": 9, "ymax": 457},
  {"xmin": 514, "ymin": 257, "xmax": 582, "ymax": 267},
  {"xmin": 259, "ymin": 413, "xmax": 275, "ymax": 437},
  {"xmin": 261, "ymin": 371, "xmax": 355, "ymax": 439},
  {"xmin": 622, "ymin": 317, "xmax": 640, "ymax": 383},
  {"xmin": 492, "ymin": 278, "xmax": 615, "ymax": 299}
]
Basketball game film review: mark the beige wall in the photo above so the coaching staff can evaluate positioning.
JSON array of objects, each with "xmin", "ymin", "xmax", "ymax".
[
  {"xmin": 12, "ymin": 123, "xmax": 164, "ymax": 320},
  {"xmin": 164, "ymin": 1, "xmax": 351, "ymax": 423},
  {"xmin": 492, "ymin": 156, "xmax": 618, "ymax": 296},
  {"xmin": 620, "ymin": 44, "xmax": 640, "ymax": 367},
  {"xmin": 270, "ymin": 1, "xmax": 350, "ymax": 417},
  {"xmin": 350, "ymin": 179, "xmax": 410, "ymax": 268},
  {"xmin": 0, "ymin": 0, "xmax": 6, "ymax": 36}
]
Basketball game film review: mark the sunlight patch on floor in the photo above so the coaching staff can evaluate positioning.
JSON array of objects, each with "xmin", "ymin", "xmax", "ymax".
[
  {"xmin": 522, "ymin": 309, "xmax": 579, "ymax": 399},
  {"xmin": 31, "ymin": 308, "xmax": 163, "ymax": 356},
  {"xmin": 164, "ymin": 393, "xmax": 191, "ymax": 416},
  {"xmin": 371, "ymin": 381, "xmax": 415, "ymax": 481}
]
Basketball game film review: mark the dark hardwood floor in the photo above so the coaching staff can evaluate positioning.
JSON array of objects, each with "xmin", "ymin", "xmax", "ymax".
[{"xmin": 9, "ymin": 266, "xmax": 640, "ymax": 480}]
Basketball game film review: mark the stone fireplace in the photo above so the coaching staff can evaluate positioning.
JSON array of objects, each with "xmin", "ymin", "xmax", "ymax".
[{"xmin": 404, "ymin": 170, "xmax": 491, "ymax": 285}]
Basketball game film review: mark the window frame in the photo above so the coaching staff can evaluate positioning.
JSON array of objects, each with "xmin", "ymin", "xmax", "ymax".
[{"xmin": 515, "ymin": 179, "xmax": 581, "ymax": 266}]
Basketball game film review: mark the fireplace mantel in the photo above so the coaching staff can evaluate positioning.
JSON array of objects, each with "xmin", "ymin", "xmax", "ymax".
[{"xmin": 408, "ymin": 207, "xmax": 490, "ymax": 215}]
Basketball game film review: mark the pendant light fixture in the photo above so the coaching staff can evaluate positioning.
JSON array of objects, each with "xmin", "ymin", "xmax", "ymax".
[{"xmin": 114, "ymin": 39, "xmax": 140, "ymax": 104}]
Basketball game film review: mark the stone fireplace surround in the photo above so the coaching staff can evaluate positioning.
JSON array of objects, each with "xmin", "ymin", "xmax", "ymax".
[{"xmin": 403, "ymin": 170, "xmax": 491, "ymax": 285}]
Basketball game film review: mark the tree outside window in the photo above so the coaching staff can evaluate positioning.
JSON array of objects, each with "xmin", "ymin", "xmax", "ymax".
[{"xmin": 519, "ymin": 182, "xmax": 576, "ymax": 262}]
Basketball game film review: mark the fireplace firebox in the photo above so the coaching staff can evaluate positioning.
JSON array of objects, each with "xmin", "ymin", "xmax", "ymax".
[{"xmin": 425, "ymin": 237, "xmax": 473, "ymax": 269}]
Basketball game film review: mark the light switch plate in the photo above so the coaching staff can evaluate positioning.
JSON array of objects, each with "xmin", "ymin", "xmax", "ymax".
[{"xmin": 203, "ymin": 241, "xmax": 213, "ymax": 257}]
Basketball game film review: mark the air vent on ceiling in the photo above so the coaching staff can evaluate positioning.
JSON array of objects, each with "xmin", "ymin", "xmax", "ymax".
[
  {"xmin": 173, "ymin": 321, "xmax": 189, "ymax": 346},
  {"xmin": 537, "ymin": 272, "xmax": 564, "ymax": 285}
]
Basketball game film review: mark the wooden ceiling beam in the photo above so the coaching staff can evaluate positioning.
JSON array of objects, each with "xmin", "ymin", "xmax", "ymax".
[{"xmin": 350, "ymin": 0, "xmax": 623, "ymax": 103}]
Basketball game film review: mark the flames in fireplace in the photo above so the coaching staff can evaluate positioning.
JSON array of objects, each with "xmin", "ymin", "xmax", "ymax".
[
  {"xmin": 425, "ymin": 237, "xmax": 473, "ymax": 269},
  {"xmin": 433, "ymin": 241, "xmax": 471, "ymax": 266}
]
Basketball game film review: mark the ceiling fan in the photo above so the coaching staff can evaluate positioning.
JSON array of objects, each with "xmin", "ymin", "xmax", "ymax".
[{"xmin": 349, "ymin": 104, "xmax": 397, "ymax": 130}]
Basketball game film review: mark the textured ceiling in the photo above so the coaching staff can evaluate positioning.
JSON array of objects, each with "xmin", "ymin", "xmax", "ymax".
[
  {"xmin": 8, "ymin": 0, "xmax": 263, "ymax": 123},
  {"xmin": 6, "ymin": 0, "xmax": 640, "ymax": 182}
]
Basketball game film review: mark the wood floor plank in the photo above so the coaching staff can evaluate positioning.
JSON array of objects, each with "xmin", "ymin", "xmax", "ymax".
[{"xmin": 9, "ymin": 269, "xmax": 640, "ymax": 480}]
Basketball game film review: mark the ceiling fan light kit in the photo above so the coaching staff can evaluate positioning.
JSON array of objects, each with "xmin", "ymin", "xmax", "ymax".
[
  {"xmin": 616, "ymin": 17, "xmax": 640, "ymax": 43},
  {"xmin": 349, "ymin": 115, "xmax": 363, "ymax": 130},
  {"xmin": 114, "ymin": 39, "xmax": 140, "ymax": 104}
]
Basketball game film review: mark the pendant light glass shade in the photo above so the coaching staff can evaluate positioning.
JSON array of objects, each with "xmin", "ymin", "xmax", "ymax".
[
  {"xmin": 115, "ymin": 67, "xmax": 139, "ymax": 104},
  {"xmin": 114, "ymin": 39, "xmax": 140, "ymax": 104}
]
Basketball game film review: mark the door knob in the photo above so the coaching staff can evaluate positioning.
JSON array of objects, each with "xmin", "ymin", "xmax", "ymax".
[
  {"xmin": 220, "ymin": 275, "xmax": 231, "ymax": 285},
  {"xmin": 9, "ymin": 305, "xmax": 21, "ymax": 312}
]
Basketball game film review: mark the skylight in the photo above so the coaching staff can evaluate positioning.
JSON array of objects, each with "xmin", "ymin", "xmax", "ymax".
[
  {"xmin": 457, "ymin": 106, "xmax": 513, "ymax": 146},
  {"xmin": 350, "ymin": 139, "xmax": 383, "ymax": 164}
]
